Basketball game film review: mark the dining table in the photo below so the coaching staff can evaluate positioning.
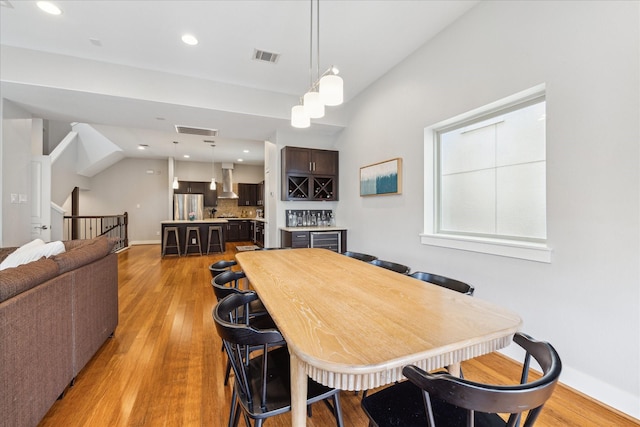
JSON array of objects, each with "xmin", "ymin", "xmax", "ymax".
[{"xmin": 235, "ymin": 248, "xmax": 523, "ymax": 427}]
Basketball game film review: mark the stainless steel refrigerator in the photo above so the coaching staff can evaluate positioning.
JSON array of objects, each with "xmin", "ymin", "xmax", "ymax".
[{"xmin": 174, "ymin": 194, "xmax": 204, "ymax": 220}]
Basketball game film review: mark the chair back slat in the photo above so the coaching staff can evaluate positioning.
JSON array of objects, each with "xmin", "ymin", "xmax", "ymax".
[
  {"xmin": 369, "ymin": 259, "xmax": 411, "ymax": 275},
  {"xmin": 402, "ymin": 332, "xmax": 562, "ymax": 426},
  {"xmin": 410, "ymin": 271, "xmax": 475, "ymax": 296}
]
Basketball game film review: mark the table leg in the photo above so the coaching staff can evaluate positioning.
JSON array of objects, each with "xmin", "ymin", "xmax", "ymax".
[
  {"xmin": 447, "ymin": 362, "xmax": 461, "ymax": 377},
  {"xmin": 290, "ymin": 352, "xmax": 307, "ymax": 427}
]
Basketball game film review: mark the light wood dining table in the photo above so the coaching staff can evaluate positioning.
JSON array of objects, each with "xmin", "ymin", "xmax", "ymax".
[{"xmin": 235, "ymin": 248, "xmax": 523, "ymax": 427}]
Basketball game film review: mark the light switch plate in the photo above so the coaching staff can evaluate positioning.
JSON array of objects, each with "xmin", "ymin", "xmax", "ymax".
[{"xmin": 10, "ymin": 193, "xmax": 18, "ymax": 204}]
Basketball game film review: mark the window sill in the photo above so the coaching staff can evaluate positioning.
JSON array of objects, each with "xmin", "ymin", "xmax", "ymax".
[{"xmin": 419, "ymin": 233, "xmax": 552, "ymax": 263}]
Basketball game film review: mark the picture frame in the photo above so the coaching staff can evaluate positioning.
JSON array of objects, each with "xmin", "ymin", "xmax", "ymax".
[{"xmin": 360, "ymin": 158, "xmax": 403, "ymax": 196}]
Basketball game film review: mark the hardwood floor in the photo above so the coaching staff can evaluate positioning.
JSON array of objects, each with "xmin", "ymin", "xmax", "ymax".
[{"xmin": 39, "ymin": 243, "xmax": 638, "ymax": 426}]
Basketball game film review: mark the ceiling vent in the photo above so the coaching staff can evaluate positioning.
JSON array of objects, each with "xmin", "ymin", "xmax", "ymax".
[
  {"xmin": 253, "ymin": 49, "xmax": 280, "ymax": 64},
  {"xmin": 175, "ymin": 125, "xmax": 218, "ymax": 137}
]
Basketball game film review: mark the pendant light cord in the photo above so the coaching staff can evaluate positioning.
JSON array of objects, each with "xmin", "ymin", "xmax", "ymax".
[
  {"xmin": 316, "ymin": 0, "xmax": 320, "ymax": 86},
  {"xmin": 309, "ymin": 0, "xmax": 321, "ymax": 89},
  {"xmin": 309, "ymin": 0, "xmax": 313, "ymax": 88}
]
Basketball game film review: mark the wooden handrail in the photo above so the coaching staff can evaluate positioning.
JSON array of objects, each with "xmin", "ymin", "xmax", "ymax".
[{"xmin": 63, "ymin": 212, "xmax": 128, "ymax": 251}]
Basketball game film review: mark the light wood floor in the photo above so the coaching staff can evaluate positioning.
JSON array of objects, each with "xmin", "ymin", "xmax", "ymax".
[{"xmin": 39, "ymin": 243, "xmax": 638, "ymax": 426}]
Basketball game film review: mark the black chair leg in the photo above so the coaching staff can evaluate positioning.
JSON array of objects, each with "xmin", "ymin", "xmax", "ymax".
[
  {"xmin": 333, "ymin": 393, "xmax": 344, "ymax": 427},
  {"xmin": 224, "ymin": 359, "xmax": 232, "ymax": 385}
]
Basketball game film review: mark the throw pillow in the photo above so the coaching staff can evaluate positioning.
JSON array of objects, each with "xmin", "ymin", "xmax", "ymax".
[{"xmin": 0, "ymin": 241, "xmax": 66, "ymax": 270}]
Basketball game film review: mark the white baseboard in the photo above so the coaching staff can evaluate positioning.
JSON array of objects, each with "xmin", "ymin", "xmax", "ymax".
[
  {"xmin": 129, "ymin": 240, "xmax": 161, "ymax": 246},
  {"xmin": 499, "ymin": 347, "xmax": 639, "ymax": 420}
]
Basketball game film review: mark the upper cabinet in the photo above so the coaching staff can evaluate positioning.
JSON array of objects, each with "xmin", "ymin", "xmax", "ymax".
[
  {"xmin": 175, "ymin": 180, "xmax": 206, "ymax": 194},
  {"xmin": 175, "ymin": 180, "xmax": 217, "ymax": 206},
  {"xmin": 281, "ymin": 146, "xmax": 339, "ymax": 201},
  {"xmin": 237, "ymin": 183, "xmax": 259, "ymax": 206}
]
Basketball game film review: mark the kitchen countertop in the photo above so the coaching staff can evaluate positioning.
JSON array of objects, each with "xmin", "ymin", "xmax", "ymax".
[
  {"xmin": 161, "ymin": 219, "xmax": 229, "ymax": 224},
  {"xmin": 161, "ymin": 218, "xmax": 267, "ymax": 224},
  {"xmin": 280, "ymin": 226, "xmax": 347, "ymax": 232},
  {"xmin": 221, "ymin": 217, "xmax": 267, "ymax": 222}
]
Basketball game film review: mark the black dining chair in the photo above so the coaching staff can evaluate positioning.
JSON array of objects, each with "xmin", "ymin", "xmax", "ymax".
[
  {"xmin": 342, "ymin": 251, "xmax": 378, "ymax": 262},
  {"xmin": 361, "ymin": 332, "xmax": 562, "ymax": 427},
  {"xmin": 209, "ymin": 259, "xmax": 237, "ymax": 278},
  {"xmin": 410, "ymin": 271, "xmax": 475, "ymax": 296},
  {"xmin": 212, "ymin": 270, "xmax": 280, "ymax": 386},
  {"xmin": 369, "ymin": 258, "xmax": 411, "ymax": 275},
  {"xmin": 213, "ymin": 292, "xmax": 344, "ymax": 427}
]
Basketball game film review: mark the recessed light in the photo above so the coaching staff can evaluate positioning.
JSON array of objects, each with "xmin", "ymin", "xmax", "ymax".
[
  {"xmin": 243, "ymin": 149, "xmax": 250, "ymax": 153},
  {"xmin": 181, "ymin": 34, "xmax": 198, "ymax": 46},
  {"xmin": 237, "ymin": 159, "xmax": 244, "ymax": 162},
  {"xmin": 37, "ymin": 1, "xmax": 62, "ymax": 15},
  {"xmin": 183, "ymin": 154, "xmax": 190, "ymax": 158},
  {"xmin": 138, "ymin": 144, "xmax": 148, "ymax": 150}
]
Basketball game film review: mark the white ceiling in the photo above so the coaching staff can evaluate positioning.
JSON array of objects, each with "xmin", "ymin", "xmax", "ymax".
[{"xmin": 0, "ymin": 0, "xmax": 478, "ymax": 165}]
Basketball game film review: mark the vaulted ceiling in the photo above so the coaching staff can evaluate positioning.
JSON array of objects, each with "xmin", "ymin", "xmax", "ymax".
[{"xmin": 0, "ymin": 0, "xmax": 478, "ymax": 164}]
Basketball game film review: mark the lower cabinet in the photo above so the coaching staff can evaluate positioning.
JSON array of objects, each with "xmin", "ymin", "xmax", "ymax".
[
  {"xmin": 252, "ymin": 221, "xmax": 265, "ymax": 247},
  {"xmin": 281, "ymin": 229, "xmax": 347, "ymax": 253},
  {"xmin": 226, "ymin": 220, "xmax": 252, "ymax": 242}
]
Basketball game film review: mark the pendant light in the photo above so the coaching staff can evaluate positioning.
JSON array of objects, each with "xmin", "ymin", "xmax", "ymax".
[
  {"xmin": 172, "ymin": 141, "xmax": 179, "ymax": 189},
  {"xmin": 319, "ymin": 66, "xmax": 343, "ymax": 106},
  {"xmin": 209, "ymin": 143, "xmax": 217, "ymax": 190},
  {"xmin": 291, "ymin": 0, "xmax": 342, "ymax": 127},
  {"xmin": 291, "ymin": 103, "xmax": 310, "ymax": 128}
]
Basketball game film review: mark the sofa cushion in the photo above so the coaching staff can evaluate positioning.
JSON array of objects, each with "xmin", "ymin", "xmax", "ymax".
[
  {"xmin": 0, "ymin": 257, "xmax": 59, "ymax": 302},
  {"xmin": 53, "ymin": 236, "xmax": 116, "ymax": 274},
  {"xmin": 0, "ymin": 241, "xmax": 66, "ymax": 271},
  {"xmin": 0, "ymin": 247, "xmax": 18, "ymax": 263}
]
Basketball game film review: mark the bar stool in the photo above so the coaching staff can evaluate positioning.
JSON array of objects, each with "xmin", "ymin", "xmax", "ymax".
[
  {"xmin": 161, "ymin": 226, "xmax": 181, "ymax": 257},
  {"xmin": 206, "ymin": 225, "xmax": 225, "ymax": 254},
  {"xmin": 184, "ymin": 226, "xmax": 202, "ymax": 256}
]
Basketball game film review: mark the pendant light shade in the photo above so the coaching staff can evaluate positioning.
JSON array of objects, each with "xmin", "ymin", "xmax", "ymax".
[
  {"xmin": 303, "ymin": 90, "xmax": 325, "ymax": 118},
  {"xmin": 291, "ymin": 105, "xmax": 310, "ymax": 128},
  {"xmin": 210, "ymin": 178, "xmax": 216, "ymax": 190},
  {"xmin": 319, "ymin": 73, "xmax": 343, "ymax": 106},
  {"xmin": 290, "ymin": 0, "xmax": 341, "ymax": 127},
  {"xmin": 172, "ymin": 176, "xmax": 179, "ymax": 189}
]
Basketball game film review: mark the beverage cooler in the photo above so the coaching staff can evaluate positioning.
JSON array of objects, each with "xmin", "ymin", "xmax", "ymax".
[{"xmin": 310, "ymin": 231, "xmax": 341, "ymax": 253}]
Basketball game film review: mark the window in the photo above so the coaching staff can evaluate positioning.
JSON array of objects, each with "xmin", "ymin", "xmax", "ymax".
[{"xmin": 422, "ymin": 85, "xmax": 551, "ymax": 262}]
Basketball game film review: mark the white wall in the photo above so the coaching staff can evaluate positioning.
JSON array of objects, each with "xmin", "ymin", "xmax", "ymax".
[
  {"xmin": 336, "ymin": 0, "xmax": 639, "ymax": 417},
  {"xmin": 79, "ymin": 158, "xmax": 170, "ymax": 244},
  {"xmin": 1, "ymin": 100, "xmax": 34, "ymax": 246},
  {"xmin": 79, "ymin": 158, "xmax": 266, "ymax": 244}
]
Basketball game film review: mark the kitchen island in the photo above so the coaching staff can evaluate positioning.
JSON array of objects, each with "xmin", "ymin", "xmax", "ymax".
[
  {"xmin": 161, "ymin": 218, "xmax": 268, "ymax": 256},
  {"xmin": 161, "ymin": 219, "xmax": 229, "ymax": 256}
]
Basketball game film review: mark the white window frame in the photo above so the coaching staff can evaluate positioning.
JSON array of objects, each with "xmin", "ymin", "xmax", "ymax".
[{"xmin": 421, "ymin": 84, "xmax": 552, "ymax": 263}]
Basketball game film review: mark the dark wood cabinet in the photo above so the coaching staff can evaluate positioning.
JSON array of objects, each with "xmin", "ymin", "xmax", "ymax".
[
  {"xmin": 204, "ymin": 186, "xmax": 217, "ymax": 207},
  {"xmin": 257, "ymin": 181, "xmax": 264, "ymax": 206},
  {"xmin": 237, "ymin": 183, "xmax": 259, "ymax": 206},
  {"xmin": 226, "ymin": 220, "xmax": 251, "ymax": 242},
  {"xmin": 281, "ymin": 146, "xmax": 339, "ymax": 201},
  {"xmin": 175, "ymin": 181, "xmax": 206, "ymax": 194},
  {"xmin": 175, "ymin": 181, "xmax": 217, "ymax": 206},
  {"xmin": 281, "ymin": 230, "xmax": 310, "ymax": 248},
  {"xmin": 281, "ymin": 229, "xmax": 347, "ymax": 252}
]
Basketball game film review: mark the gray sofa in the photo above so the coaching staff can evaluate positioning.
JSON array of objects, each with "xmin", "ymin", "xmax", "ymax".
[{"xmin": 0, "ymin": 236, "xmax": 119, "ymax": 427}]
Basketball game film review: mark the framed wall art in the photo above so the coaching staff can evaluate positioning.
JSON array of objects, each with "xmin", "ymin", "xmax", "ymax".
[{"xmin": 360, "ymin": 158, "xmax": 402, "ymax": 196}]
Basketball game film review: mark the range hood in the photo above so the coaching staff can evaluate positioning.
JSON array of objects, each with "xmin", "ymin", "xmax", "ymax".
[{"xmin": 218, "ymin": 163, "xmax": 239, "ymax": 199}]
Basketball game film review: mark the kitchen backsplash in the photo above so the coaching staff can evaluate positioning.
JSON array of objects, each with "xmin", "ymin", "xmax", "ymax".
[{"xmin": 209, "ymin": 198, "xmax": 259, "ymax": 218}]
